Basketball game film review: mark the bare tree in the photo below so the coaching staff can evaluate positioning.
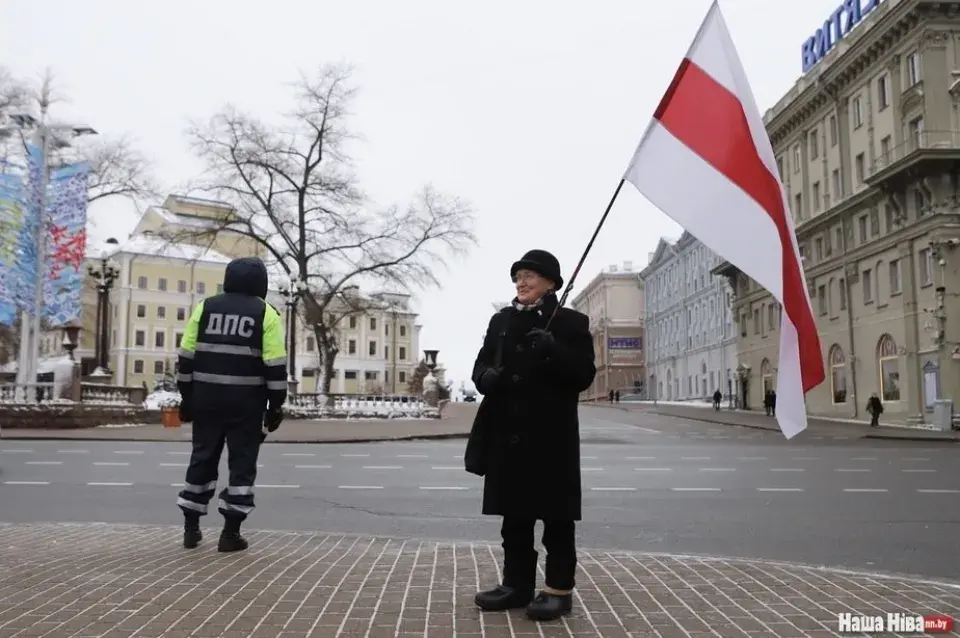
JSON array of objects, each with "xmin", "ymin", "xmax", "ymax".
[{"xmin": 181, "ymin": 64, "xmax": 476, "ymax": 394}]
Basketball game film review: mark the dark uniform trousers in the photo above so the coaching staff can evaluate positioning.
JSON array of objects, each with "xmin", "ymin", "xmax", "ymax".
[
  {"xmin": 501, "ymin": 518, "xmax": 577, "ymax": 592},
  {"xmin": 178, "ymin": 411, "xmax": 263, "ymax": 521}
]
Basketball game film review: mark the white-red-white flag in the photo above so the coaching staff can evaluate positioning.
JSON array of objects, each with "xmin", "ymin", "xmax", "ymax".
[{"xmin": 624, "ymin": 0, "xmax": 824, "ymax": 439}]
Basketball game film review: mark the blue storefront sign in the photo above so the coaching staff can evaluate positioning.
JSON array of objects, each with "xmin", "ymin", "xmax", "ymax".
[
  {"xmin": 801, "ymin": 0, "xmax": 883, "ymax": 73},
  {"xmin": 608, "ymin": 337, "xmax": 642, "ymax": 350}
]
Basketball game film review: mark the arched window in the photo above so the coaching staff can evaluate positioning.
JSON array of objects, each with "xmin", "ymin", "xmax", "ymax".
[
  {"xmin": 829, "ymin": 344, "xmax": 847, "ymax": 404},
  {"xmin": 877, "ymin": 334, "xmax": 901, "ymax": 401},
  {"xmin": 761, "ymin": 358, "xmax": 773, "ymax": 395}
]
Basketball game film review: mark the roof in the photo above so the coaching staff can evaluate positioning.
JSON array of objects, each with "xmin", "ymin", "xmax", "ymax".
[{"xmin": 85, "ymin": 235, "xmax": 233, "ymax": 265}]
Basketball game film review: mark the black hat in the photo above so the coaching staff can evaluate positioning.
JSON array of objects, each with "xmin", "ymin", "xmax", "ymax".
[{"xmin": 510, "ymin": 249, "xmax": 563, "ymax": 289}]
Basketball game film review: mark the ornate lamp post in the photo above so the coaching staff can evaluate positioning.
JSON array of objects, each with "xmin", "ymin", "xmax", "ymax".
[
  {"xmin": 86, "ymin": 239, "xmax": 121, "ymax": 374},
  {"xmin": 278, "ymin": 275, "xmax": 307, "ymax": 387},
  {"xmin": 422, "ymin": 349, "xmax": 439, "ymax": 407}
]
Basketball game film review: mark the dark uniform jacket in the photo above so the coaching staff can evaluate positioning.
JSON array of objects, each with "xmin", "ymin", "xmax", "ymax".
[
  {"xmin": 465, "ymin": 293, "xmax": 596, "ymax": 521},
  {"xmin": 176, "ymin": 258, "xmax": 288, "ymax": 417}
]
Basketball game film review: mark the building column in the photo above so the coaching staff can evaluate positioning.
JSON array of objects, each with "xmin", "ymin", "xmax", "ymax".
[
  {"xmin": 898, "ymin": 240, "xmax": 925, "ymax": 422},
  {"xmin": 887, "ymin": 55, "xmax": 903, "ymax": 147}
]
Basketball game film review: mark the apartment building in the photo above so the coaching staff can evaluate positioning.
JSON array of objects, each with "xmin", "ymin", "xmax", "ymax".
[
  {"xmin": 570, "ymin": 262, "xmax": 645, "ymax": 400},
  {"xmin": 713, "ymin": 0, "xmax": 960, "ymax": 423},
  {"xmin": 642, "ymin": 233, "xmax": 737, "ymax": 402}
]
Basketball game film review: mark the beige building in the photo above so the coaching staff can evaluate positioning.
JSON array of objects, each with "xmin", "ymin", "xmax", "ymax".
[
  {"xmin": 714, "ymin": 0, "xmax": 960, "ymax": 424},
  {"xmin": 570, "ymin": 261, "xmax": 645, "ymax": 400}
]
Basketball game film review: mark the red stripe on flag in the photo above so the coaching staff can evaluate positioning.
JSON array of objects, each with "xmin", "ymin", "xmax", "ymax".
[{"xmin": 654, "ymin": 59, "xmax": 825, "ymax": 393}]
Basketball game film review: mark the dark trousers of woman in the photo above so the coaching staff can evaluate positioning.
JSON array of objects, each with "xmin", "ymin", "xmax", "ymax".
[{"xmin": 501, "ymin": 517, "xmax": 577, "ymax": 593}]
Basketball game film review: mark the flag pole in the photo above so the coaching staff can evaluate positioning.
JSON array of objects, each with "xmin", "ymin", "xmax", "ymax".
[{"xmin": 545, "ymin": 178, "xmax": 626, "ymax": 330}]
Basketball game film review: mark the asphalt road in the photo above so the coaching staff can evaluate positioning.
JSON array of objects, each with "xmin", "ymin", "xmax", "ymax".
[{"xmin": 1, "ymin": 410, "xmax": 958, "ymax": 581}]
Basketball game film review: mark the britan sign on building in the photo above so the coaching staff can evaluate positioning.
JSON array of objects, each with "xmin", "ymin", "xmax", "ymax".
[{"xmin": 801, "ymin": 0, "xmax": 884, "ymax": 73}]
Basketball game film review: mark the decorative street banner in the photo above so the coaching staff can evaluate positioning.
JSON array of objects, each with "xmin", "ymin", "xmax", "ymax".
[
  {"xmin": 0, "ymin": 165, "xmax": 26, "ymax": 326},
  {"xmin": 13, "ymin": 143, "xmax": 43, "ymax": 316},
  {"xmin": 608, "ymin": 337, "xmax": 642, "ymax": 350},
  {"xmin": 42, "ymin": 160, "xmax": 90, "ymax": 327}
]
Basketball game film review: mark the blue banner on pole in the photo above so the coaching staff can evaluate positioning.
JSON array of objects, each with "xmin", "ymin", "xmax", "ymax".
[
  {"xmin": 0, "ymin": 166, "xmax": 26, "ymax": 326},
  {"xmin": 13, "ymin": 143, "xmax": 44, "ymax": 316},
  {"xmin": 42, "ymin": 161, "xmax": 90, "ymax": 327}
]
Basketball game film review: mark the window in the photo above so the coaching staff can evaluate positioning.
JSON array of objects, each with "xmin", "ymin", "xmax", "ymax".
[
  {"xmin": 852, "ymin": 96, "xmax": 863, "ymax": 128},
  {"xmin": 753, "ymin": 308, "xmax": 760, "ymax": 335},
  {"xmin": 369, "ymin": 317, "xmax": 377, "ymax": 331},
  {"xmin": 137, "ymin": 276, "xmax": 147, "ymax": 289},
  {"xmin": 158, "ymin": 278, "xmax": 167, "ymax": 292},
  {"xmin": 835, "ymin": 227, "xmax": 844, "ymax": 252},
  {"xmin": 832, "ymin": 169, "xmax": 841, "ymax": 200},
  {"xmin": 919, "ymin": 248, "xmax": 933, "ymax": 286},
  {"xmin": 399, "ymin": 346, "xmax": 406, "ymax": 360},
  {"xmin": 809, "ymin": 130, "xmax": 819, "ymax": 159},
  {"xmin": 349, "ymin": 316, "xmax": 357, "ymax": 329},
  {"xmin": 178, "ymin": 280, "xmax": 187, "ymax": 293},
  {"xmin": 839, "ymin": 278, "xmax": 847, "ymax": 310},
  {"xmin": 877, "ymin": 334, "xmax": 901, "ymax": 401},
  {"xmin": 914, "ymin": 188, "xmax": 925, "ymax": 216},
  {"xmin": 364, "ymin": 371, "xmax": 378, "ymax": 381},
  {"xmin": 906, "ymin": 52, "xmax": 920, "ymax": 86},
  {"xmin": 306, "ymin": 337, "xmax": 315, "ymax": 352},
  {"xmin": 135, "ymin": 330, "xmax": 145, "ymax": 347},
  {"xmin": 884, "ymin": 204, "xmax": 894, "ymax": 231},
  {"xmin": 399, "ymin": 325, "xmax": 406, "ymax": 337},
  {"xmin": 793, "ymin": 193, "xmax": 802, "ymax": 220},
  {"xmin": 889, "ymin": 260, "xmax": 901, "ymax": 295},
  {"xmin": 812, "ymin": 181, "xmax": 821, "ymax": 212},
  {"xmin": 776, "ymin": 157, "xmax": 783, "ymax": 178},
  {"xmin": 825, "ymin": 231, "xmax": 832, "ymax": 256},
  {"xmin": 368, "ymin": 341, "xmax": 377, "ymax": 356},
  {"xmin": 344, "ymin": 370, "xmax": 358, "ymax": 380},
  {"xmin": 877, "ymin": 75, "xmax": 889, "ymax": 109},
  {"xmin": 399, "ymin": 371, "xmax": 406, "ymax": 384},
  {"xmin": 155, "ymin": 331, "xmax": 165, "ymax": 349},
  {"xmin": 880, "ymin": 135, "xmax": 891, "ymax": 164},
  {"xmin": 384, "ymin": 346, "xmax": 389, "ymax": 360},
  {"xmin": 154, "ymin": 361, "xmax": 164, "ymax": 374},
  {"xmin": 829, "ymin": 345, "xmax": 847, "ymax": 404},
  {"xmin": 817, "ymin": 285, "xmax": 827, "ymax": 315},
  {"xmin": 133, "ymin": 360, "xmax": 144, "ymax": 374},
  {"xmin": 175, "ymin": 332, "xmax": 183, "ymax": 348},
  {"xmin": 869, "ymin": 209, "xmax": 879, "ymax": 236},
  {"xmin": 793, "ymin": 144, "xmax": 801, "ymax": 171},
  {"xmin": 767, "ymin": 304, "xmax": 776, "ymax": 330},
  {"xmin": 136, "ymin": 304, "xmax": 146, "ymax": 318},
  {"xmin": 829, "ymin": 114, "xmax": 838, "ymax": 146},
  {"xmin": 815, "ymin": 237, "xmax": 823, "ymax": 261},
  {"xmin": 348, "ymin": 339, "xmax": 356, "ymax": 355},
  {"xmin": 855, "ymin": 153, "xmax": 865, "ymax": 184},
  {"xmin": 909, "ymin": 117, "xmax": 924, "ymax": 149},
  {"xmin": 862, "ymin": 269, "xmax": 873, "ymax": 303},
  {"xmin": 177, "ymin": 307, "xmax": 186, "ymax": 321},
  {"xmin": 196, "ymin": 282, "xmax": 206, "ymax": 295},
  {"xmin": 157, "ymin": 306, "xmax": 166, "ymax": 319}
]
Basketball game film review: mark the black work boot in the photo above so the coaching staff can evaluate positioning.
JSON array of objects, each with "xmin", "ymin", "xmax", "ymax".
[
  {"xmin": 217, "ymin": 517, "xmax": 248, "ymax": 553},
  {"xmin": 475, "ymin": 551, "xmax": 537, "ymax": 611},
  {"xmin": 183, "ymin": 514, "xmax": 202, "ymax": 549},
  {"xmin": 526, "ymin": 591, "xmax": 573, "ymax": 621}
]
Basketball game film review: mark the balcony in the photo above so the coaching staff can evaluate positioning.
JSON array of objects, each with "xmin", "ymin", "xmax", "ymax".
[{"xmin": 867, "ymin": 130, "xmax": 960, "ymax": 188}]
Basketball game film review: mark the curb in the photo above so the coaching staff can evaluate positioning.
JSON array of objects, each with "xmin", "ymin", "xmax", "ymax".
[
  {"xmin": 0, "ymin": 432, "xmax": 471, "ymax": 444},
  {"xmin": 647, "ymin": 410, "xmax": 960, "ymax": 442}
]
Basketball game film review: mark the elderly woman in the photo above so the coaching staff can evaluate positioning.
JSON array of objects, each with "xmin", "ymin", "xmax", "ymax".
[{"xmin": 467, "ymin": 249, "xmax": 596, "ymax": 622}]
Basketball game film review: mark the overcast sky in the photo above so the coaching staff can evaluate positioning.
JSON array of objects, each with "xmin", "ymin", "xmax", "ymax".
[{"xmin": 2, "ymin": 0, "xmax": 847, "ymax": 389}]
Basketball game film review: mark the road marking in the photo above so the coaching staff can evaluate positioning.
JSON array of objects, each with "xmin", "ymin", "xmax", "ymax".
[
  {"xmin": 113, "ymin": 450, "xmax": 144, "ymax": 455},
  {"xmin": 167, "ymin": 451, "xmax": 190, "ymax": 456},
  {"xmin": 757, "ymin": 488, "xmax": 804, "ymax": 492},
  {"xmin": 791, "ymin": 457, "xmax": 820, "ymax": 461},
  {"xmin": 699, "ymin": 468, "xmax": 736, "ymax": 472},
  {"xmin": 671, "ymin": 487, "xmax": 721, "ymax": 492},
  {"xmin": 397, "ymin": 454, "xmax": 428, "ymax": 458},
  {"xmin": 94, "ymin": 462, "xmax": 130, "ymax": 467},
  {"xmin": 0, "ymin": 449, "xmax": 33, "ymax": 453},
  {"xmin": 294, "ymin": 464, "xmax": 332, "ymax": 469},
  {"xmin": 282, "ymin": 453, "xmax": 315, "ymax": 457},
  {"xmin": 682, "ymin": 456, "xmax": 710, "ymax": 460},
  {"xmin": 634, "ymin": 468, "xmax": 673, "ymax": 472},
  {"xmin": 581, "ymin": 467, "xmax": 604, "ymax": 472},
  {"xmin": 626, "ymin": 456, "xmax": 656, "ymax": 461},
  {"xmin": 160, "ymin": 463, "xmax": 187, "ymax": 467},
  {"xmin": 917, "ymin": 489, "xmax": 960, "ymax": 493},
  {"xmin": 57, "ymin": 449, "xmax": 88, "ymax": 454},
  {"xmin": 3, "ymin": 481, "xmax": 50, "ymax": 485},
  {"xmin": 26, "ymin": 461, "xmax": 62, "ymax": 465},
  {"xmin": 342, "ymin": 454, "xmax": 370, "ymax": 458},
  {"xmin": 582, "ymin": 456, "xmax": 598, "ymax": 460},
  {"xmin": 738, "ymin": 456, "xmax": 768, "ymax": 461},
  {"xmin": 258, "ymin": 484, "xmax": 300, "ymax": 489},
  {"xmin": 842, "ymin": 488, "xmax": 888, "ymax": 493},
  {"xmin": 903, "ymin": 457, "xmax": 931, "ymax": 461},
  {"xmin": 851, "ymin": 457, "xmax": 878, "ymax": 461},
  {"xmin": 835, "ymin": 468, "xmax": 870, "ymax": 472},
  {"xmin": 87, "ymin": 482, "xmax": 133, "ymax": 486},
  {"xmin": 770, "ymin": 468, "xmax": 805, "ymax": 472},
  {"xmin": 591, "ymin": 487, "xmax": 637, "ymax": 492},
  {"xmin": 430, "ymin": 466, "xmax": 461, "ymax": 470},
  {"xmin": 338, "ymin": 485, "xmax": 383, "ymax": 490},
  {"xmin": 362, "ymin": 465, "xmax": 402, "ymax": 470},
  {"xmin": 419, "ymin": 486, "xmax": 470, "ymax": 491},
  {"xmin": 902, "ymin": 469, "xmax": 936, "ymax": 473}
]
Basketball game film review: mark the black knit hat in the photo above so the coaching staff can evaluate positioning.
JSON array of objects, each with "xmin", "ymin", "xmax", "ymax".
[{"xmin": 510, "ymin": 249, "xmax": 563, "ymax": 289}]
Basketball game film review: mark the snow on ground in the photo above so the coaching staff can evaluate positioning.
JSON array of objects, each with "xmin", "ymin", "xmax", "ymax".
[
  {"xmin": 628, "ymin": 399, "xmax": 715, "ymax": 409},
  {"xmin": 144, "ymin": 390, "xmax": 180, "ymax": 410}
]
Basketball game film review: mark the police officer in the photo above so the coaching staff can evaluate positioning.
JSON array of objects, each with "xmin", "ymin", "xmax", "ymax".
[{"xmin": 174, "ymin": 256, "xmax": 288, "ymax": 552}]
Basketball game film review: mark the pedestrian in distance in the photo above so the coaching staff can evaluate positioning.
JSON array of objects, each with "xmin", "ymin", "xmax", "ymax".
[
  {"xmin": 712, "ymin": 389, "xmax": 722, "ymax": 411},
  {"xmin": 175, "ymin": 256, "xmax": 288, "ymax": 552},
  {"xmin": 867, "ymin": 392, "xmax": 883, "ymax": 427},
  {"xmin": 465, "ymin": 249, "xmax": 597, "ymax": 622}
]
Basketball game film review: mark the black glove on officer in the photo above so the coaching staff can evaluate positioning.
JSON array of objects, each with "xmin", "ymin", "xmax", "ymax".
[
  {"xmin": 476, "ymin": 367, "xmax": 502, "ymax": 395},
  {"xmin": 178, "ymin": 401, "xmax": 193, "ymax": 424},
  {"xmin": 526, "ymin": 328, "xmax": 555, "ymax": 355},
  {"xmin": 264, "ymin": 407, "xmax": 284, "ymax": 432}
]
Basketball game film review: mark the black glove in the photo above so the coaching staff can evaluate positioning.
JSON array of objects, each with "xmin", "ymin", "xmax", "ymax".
[
  {"xmin": 526, "ymin": 328, "xmax": 555, "ymax": 355},
  {"xmin": 264, "ymin": 407, "xmax": 284, "ymax": 432},
  {"xmin": 178, "ymin": 401, "xmax": 193, "ymax": 424},
  {"xmin": 476, "ymin": 367, "xmax": 502, "ymax": 395}
]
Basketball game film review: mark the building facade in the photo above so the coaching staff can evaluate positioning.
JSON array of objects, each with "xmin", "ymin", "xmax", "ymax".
[
  {"xmin": 714, "ymin": 0, "xmax": 960, "ymax": 423},
  {"xmin": 642, "ymin": 233, "xmax": 737, "ymax": 402},
  {"xmin": 570, "ymin": 262, "xmax": 645, "ymax": 400}
]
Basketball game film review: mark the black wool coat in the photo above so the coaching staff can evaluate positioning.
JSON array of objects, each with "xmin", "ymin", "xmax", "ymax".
[{"xmin": 465, "ymin": 295, "xmax": 596, "ymax": 521}]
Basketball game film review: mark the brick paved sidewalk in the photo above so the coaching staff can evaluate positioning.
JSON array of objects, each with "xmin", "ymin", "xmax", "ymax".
[{"xmin": 1, "ymin": 523, "xmax": 958, "ymax": 638}]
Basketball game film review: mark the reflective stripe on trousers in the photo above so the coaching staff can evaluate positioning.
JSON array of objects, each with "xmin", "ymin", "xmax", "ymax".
[
  {"xmin": 193, "ymin": 371, "xmax": 265, "ymax": 386},
  {"xmin": 177, "ymin": 480, "xmax": 217, "ymax": 515}
]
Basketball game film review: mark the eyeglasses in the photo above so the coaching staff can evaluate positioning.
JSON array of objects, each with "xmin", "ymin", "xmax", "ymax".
[{"xmin": 512, "ymin": 272, "xmax": 540, "ymax": 283}]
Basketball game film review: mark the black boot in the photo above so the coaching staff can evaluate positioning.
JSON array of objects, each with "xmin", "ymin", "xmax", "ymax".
[
  {"xmin": 475, "ymin": 551, "xmax": 537, "ymax": 611},
  {"xmin": 526, "ymin": 591, "xmax": 573, "ymax": 621},
  {"xmin": 217, "ymin": 517, "xmax": 248, "ymax": 553},
  {"xmin": 183, "ymin": 514, "xmax": 202, "ymax": 549}
]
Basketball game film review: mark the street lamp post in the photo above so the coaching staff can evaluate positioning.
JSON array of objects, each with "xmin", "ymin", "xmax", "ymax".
[
  {"xmin": 278, "ymin": 275, "xmax": 307, "ymax": 388},
  {"xmin": 2, "ymin": 99, "xmax": 97, "ymax": 394},
  {"xmin": 87, "ymin": 239, "xmax": 120, "ymax": 373},
  {"xmin": 422, "ymin": 349, "xmax": 439, "ymax": 407}
]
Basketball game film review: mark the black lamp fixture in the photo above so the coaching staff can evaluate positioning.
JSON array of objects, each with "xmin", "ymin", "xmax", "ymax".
[
  {"xmin": 87, "ymin": 238, "xmax": 121, "ymax": 372},
  {"xmin": 423, "ymin": 349, "xmax": 439, "ymax": 372},
  {"xmin": 278, "ymin": 275, "xmax": 307, "ymax": 382},
  {"xmin": 62, "ymin": 322, "xmax": 81, "ymax": 361}
]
